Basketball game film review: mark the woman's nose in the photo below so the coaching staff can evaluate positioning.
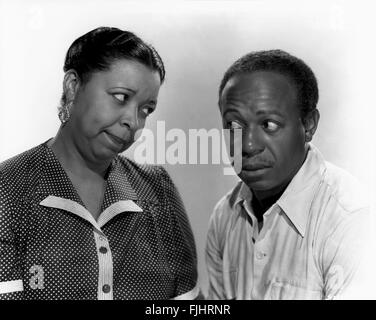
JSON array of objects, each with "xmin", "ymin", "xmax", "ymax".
[
  {"xmin": 242, "ymin": 126, "xmax": 264, "ymax": 157},
  {"xmin": 120, "ymin": 103, "xmax": 139, "ymax": 130}
]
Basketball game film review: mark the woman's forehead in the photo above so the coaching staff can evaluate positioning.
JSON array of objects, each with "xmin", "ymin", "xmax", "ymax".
[{"xmin": 89, "ymin": 59, "xmax": 160, "ymax": 86}]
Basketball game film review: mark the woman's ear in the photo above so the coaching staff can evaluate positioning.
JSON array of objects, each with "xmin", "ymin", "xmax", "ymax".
[
  {"xmin": 303, "ymin": 109, "xmax": 320, "ymax": 142},
  {"xmin": 62, "ymin": 69, "xmax": 80, "ymax": 103}
]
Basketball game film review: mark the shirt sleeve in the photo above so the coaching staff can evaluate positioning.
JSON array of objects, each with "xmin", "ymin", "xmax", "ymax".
[
  {"xmin": 0, "ymin": 171, "xmax": 24, "ymax": 299},
  {"xmin": 205, "ymin": 202, "xmax": 227, "ymax": 300},
  {"xmin": 158, "ymin": 166, "xmax": 200, "ymax": 300},
  {"xmin": 321, "ymin": 207, "xmax": 372, "ymax": 299}
]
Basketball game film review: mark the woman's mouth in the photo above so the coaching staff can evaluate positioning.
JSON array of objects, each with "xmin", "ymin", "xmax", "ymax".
[{"xmin": 103, "ymin": 131, "xmax": 128, "ymax": 149}]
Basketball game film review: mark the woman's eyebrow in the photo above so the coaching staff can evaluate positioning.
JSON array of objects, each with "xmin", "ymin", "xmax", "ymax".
[{"xmin": 109, "ymin": 86, "xmax": 137, "ymax": 93}]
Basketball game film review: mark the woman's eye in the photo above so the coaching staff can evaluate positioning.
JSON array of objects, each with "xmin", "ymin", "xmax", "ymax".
[
  {"xmin": 262, "ymin": 120, "xmax": 280, "ymax": 133},
  {"xmin": 113, "ymin": 93, "xmax": 128, "ymax": 102},
  {"xmin": 228, "ymin": 120, "xmax": 243, "ymax": 131}
]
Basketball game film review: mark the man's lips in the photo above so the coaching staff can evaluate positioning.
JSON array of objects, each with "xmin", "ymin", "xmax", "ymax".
[{"xmin": 241, "ymin": 161, "xmax": 273, "ymax": 171}]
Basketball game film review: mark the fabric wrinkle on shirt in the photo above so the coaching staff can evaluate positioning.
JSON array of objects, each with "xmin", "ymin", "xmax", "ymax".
[{"xmin": 206, "ymin": 143, "xmax": 371, "ymax": 300}]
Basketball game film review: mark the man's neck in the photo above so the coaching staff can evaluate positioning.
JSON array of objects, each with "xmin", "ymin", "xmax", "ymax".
[
  {"xmin": 251, "ymin": 186, "xmax": 287, "ymax": 223},
  {"xmin": 250, "ymin": 144, "xmax": 310, "ymax": 220}
]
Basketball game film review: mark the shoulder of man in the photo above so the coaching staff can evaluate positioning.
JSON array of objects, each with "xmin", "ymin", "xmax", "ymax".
[
  {"xmin": 321, "ymin": 160, "xmax": 369, "ymax": 214},
  {"xmin": 312, "ymin": 158, "xmax": 371, "ymax": 255}
]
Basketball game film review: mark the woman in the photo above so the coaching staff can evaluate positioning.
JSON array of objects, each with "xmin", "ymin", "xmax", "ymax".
[{"xmin": 0, "ymin": 27, "xmax": 199, "ymax": 300}]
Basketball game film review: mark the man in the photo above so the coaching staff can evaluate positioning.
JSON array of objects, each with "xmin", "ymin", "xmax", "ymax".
[{"xmin": 206, "ymin": 50, "xmax": 370, "ymax": 300}]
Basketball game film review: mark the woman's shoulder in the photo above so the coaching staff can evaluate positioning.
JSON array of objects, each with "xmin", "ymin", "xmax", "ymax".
[
  {"xmin": 116, "ymin": 155, "xmax": 168, "ymax": 180},
  {"xmin": 0, "ymin": 143, "xmax": 46, "ymax": 189},
  {"xmin": 116, "ymin": 155, "xmax": 177, "ymax": 199}
]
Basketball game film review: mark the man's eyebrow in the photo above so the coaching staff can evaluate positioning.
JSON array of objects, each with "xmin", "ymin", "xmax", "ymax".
[{"xmin": 222, "ymin": 108, "xmax": 241, "ymax": 117}]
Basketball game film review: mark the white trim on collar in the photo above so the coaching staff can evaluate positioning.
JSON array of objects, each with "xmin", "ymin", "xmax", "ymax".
[
  {"xmin": 39, "ymin": 196, "xmax": 143, "ymax": 234},
  {"xmin": 98, "ymin": 200, "xmax": 143, "ymax": 228},
  {"xmin": 40, "ymin": 196, "xmax": 101, "ymax": 232}
]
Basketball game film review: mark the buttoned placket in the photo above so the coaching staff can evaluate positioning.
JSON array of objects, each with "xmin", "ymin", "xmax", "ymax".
[
  {"xmin": 242, "ymin": 199, "xmax": 277, "ymax": 299},
  {"xmin": 39, "ymin": 196, "xmax": 143, "ymax": 300},
  {"xmin": 94, "ymin": 230, "xmax": 113, "ymax": 300}
]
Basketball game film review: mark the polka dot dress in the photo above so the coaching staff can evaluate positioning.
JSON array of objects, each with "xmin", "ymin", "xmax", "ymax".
[{"xmin": 0, "ymin": 141, "xmax": 198, "ymax": 300}]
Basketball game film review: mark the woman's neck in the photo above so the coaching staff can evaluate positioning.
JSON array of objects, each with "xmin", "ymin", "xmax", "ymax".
[{"xmin": 49, "ymin": 128, "xmax": 110, "ymax": 180}]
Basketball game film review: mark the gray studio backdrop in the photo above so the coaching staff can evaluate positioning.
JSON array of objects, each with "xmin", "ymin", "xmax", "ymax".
[{"xmin": 1, "ymin": 0, "xmax": 375, "ymax": 297}]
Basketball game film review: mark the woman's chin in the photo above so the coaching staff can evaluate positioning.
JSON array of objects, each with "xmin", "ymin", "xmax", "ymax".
[
  {"xmin": 91, "ymin": 145, "xmax": 122, "ymax": 163},
  {"xmin": 97, "ymin": 132, "xmax": 132, "ymax": 158}
]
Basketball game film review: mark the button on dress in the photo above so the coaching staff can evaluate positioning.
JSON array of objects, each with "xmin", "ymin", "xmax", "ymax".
[{"xmin": 0, "ymin": 141, "xmax": 199, "ymax": 300}]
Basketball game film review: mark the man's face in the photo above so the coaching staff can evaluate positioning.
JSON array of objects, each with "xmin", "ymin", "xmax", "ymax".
[{"xmin": 220, "ymin": 71, "xmax": 308, "ymax": 198}]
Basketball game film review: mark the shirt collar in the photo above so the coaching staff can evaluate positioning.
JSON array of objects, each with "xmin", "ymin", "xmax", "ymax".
[
  {"xmin": 233, "ymin": 180, "xmax": 253, "ymax": 207},
  {"xmin": 234, "ymin": 143, "xmax": 326, "ymax": 237},
  {"xmin": 100, "ymin": 156, "xmax": 139, "ymax": 211},
  {"xmin": 277, "ymin": 144, "xmax": 326, "ymax": 237},
  {"xmin": 35, "ymin": 143, "xmax": 139, "ymax": 209},
  {"xmin": 35, "ymin": 143, "xmax": 84, "ymax": 205}
]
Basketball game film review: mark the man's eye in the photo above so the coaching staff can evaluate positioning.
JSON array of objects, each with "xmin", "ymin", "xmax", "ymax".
[
  {"xmin": 113, "ymin": 93, "xmax": 128, "ymax": 102},
  {"xmin": 262, "ymin": 120, "xmax": 280, "ymax": 133},
  {"xmin": 140, "ymin": 106, "xmax": 155, "ymax": 117},
  {"xmin": 228, "ymin": 121, "xmax": 243, "ymax": 130}
]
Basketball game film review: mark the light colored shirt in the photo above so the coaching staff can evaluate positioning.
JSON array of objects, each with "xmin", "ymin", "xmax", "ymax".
[{"xmin": 206, "ymin": 144, "xmax": 371, "ymax": 300}]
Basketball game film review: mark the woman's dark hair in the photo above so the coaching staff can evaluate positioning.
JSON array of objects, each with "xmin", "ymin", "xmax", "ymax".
[
  {"xmin": 61, "ymin": 26, "xmax": 165, "ymax": 105},
  {"xmin": 219, "ymin": 49, "xmax": 319, "ymax": 119}
]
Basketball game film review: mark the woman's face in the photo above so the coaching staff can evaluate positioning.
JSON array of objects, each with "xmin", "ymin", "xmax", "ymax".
[{"xmin": 67, "ymin": 59, "xmax": 161, "ymax": 163}]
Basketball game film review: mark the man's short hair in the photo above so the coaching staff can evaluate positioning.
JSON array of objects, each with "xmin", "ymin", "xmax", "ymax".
[{"xmin": 219, "ymin": 49, "xmax": 319, "ymax": 119}]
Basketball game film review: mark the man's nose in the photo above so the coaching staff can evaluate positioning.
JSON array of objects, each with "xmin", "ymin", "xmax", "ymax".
[
  {"xmin": 120, "ymin": 103, "xmax": 139, "ymax": 131},
  {"xmin": 242, "ymin": 126, "xmax": 264, "ymax": 157}
]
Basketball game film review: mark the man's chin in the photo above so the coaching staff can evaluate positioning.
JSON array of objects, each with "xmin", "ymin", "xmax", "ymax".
[{"xmin": 238, "ymin": 171, "xmax": 275, "ymax": 191}]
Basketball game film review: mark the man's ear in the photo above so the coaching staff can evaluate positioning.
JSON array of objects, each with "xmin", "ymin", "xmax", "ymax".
[
  {"xmin": 62, "ymin": 69, "xmax": 80, "ymax": 103},
  {"xmin": 303, "ymin": 109, "xmax": 320, "ymax": 142}
]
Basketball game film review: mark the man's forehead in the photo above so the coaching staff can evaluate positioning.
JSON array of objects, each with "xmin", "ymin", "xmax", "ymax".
[
  {"xmin": 224, "ymin": 71, "xmax": 297, "ymax": 94},
  {"xmin": 221, "ymin": 71, "xmax": 298, "ymax": 103},
  {"xmin": 220, "ymin": 71, "xmax": 301, "ymax": 118}
]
